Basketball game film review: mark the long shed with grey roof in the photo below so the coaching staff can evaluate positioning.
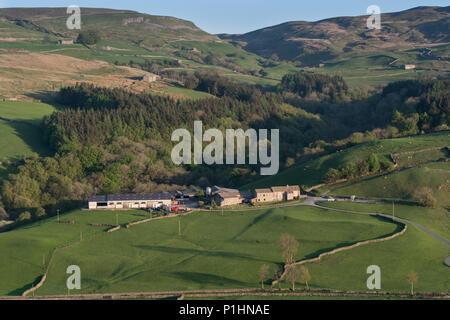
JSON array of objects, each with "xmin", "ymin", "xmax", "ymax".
[{"xmin": 88, "ymin": 192, "xmax": 173, "ymax": 210}]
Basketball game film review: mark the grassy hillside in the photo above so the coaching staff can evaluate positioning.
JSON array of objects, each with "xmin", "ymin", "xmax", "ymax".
[
  {"xmin": 320, "ymin": 201, "xmax": 449, "ymax": 240},
  {"xmin": 0, "ymin": 101, "xmax": 55, "ymax": 123},
  {"xmin": 0, "ymin": 120, "xmax": 49, "ymax": 159},
  {"xmin": 148, "ymin": 84, "xmax": 215, "ymax": 100},
  {"xmin": 1, "ymin": 6, "xmax": 448, "ymax": 98},
  {"xmin": 310, "ymin": 201, "xmax": 449, "ymax": 292},
  {"xmin": 243, "ymin": 131, "xmax": 450, "ymax": 190},
  {"xmin": 220, "ymin": 6, "xmax": 449, "ymax": 62},
  {"xmin": 0, "ymin": 206, "xmax": 398, "ymax": 296},
  {"xmin": 0, "ymin": 8, "xmax": 214, "ymax": 44},
  {"xmin": 0, "ymin": 101, "xmax": 56, "ymax": 159},
  {"xmin": 0, "ymin": 7, "xmax": 295, "ymax": 99},
  {"xmin": 329, "ymin": 162, "xmax": 450, "ymax": 207},
  {"xmin": 306, "ymin": 221, "xmax": 449, "ymax": 292},
  {"xmin": 220, "ymin": 6, "xmax": 450, "ymax": 87},
  {"xmin": 0, "ymin": 209, "xmax": 150, "ymax": 295}
]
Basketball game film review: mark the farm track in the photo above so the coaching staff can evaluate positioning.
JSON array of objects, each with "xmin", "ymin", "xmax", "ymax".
[{"xmin": 314, "ymin": 202, "xmax": 450, "ymax": 246}]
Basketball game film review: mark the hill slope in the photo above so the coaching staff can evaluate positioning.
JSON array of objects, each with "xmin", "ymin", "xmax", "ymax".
[
  {"xmin": 219, "ymin": 6, "xmax": 450, "ymax": 67},
  {"xmin": 0, "ymin": 7, "xmax": 214, "ymax": 44},
  {"xmin": 242, "ymin": 131, "xmax": 450, "ymax": 190},
  {"xmin": 0, "ymin": 7, "xmax": 297, "ymax": 99}
]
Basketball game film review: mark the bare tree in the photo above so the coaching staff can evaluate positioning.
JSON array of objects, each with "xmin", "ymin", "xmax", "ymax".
[
  {"xmin": 299, "ymin": 265, "xmax": 311, "ymax": 290},
  {"xmin": 285, "ymin": 264, "xmax": 299, "ymax": 291},
  {"xmin": 273, "ymin": 265, "xmax": 284, "ymax": 290},
  {"xmin": 278, "ymin": 233, "xmax": 299, "ymax": 264},
  {"xmin": 406, "ymin": 270, "xmax": 418, "ymax": 295},
  {"xmin": 259, "ymin": 264, "xmax": 270, "ymax": 290}
]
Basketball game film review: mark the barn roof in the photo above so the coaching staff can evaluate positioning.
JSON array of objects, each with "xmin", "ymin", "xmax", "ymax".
[
  {"xmin": 88, "ymin": 192, "xmax": 172, "ymax": 202},
  {"xmin": 211, "ymin": 186, "xmax": 239, "ymax": 194},
  {"xmin": 215, "ymin": 191, "xmax": 241, "ymax": 199},
  {"xmin": 271, "ymin": 185, "xmax": 300, "ymax": 193}
]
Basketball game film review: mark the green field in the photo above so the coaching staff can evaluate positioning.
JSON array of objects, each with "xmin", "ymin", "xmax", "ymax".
[
  {"xmin": 320, "ymin": 201, "xmax": 449, "ymax": 241},
  {"xmin": 0, "ymin": 101, "xmax": 56, "ymax": 159},
  {"xmin": 0, "ymin": 205, "xmax": 402, "ymax": 296},
  {"xmin": 328, "ymin": 162, "xmax": 450, "ymax": 207},
  {"xmin": 0, "ymin": 101, "xmax": 56, "ymax": 124},
  {"xmin": 0, "ymin": 120, "xmax": 50, "ymax": 159},
  {"xmin": 150, "ymin": 85, "xmax": 215, "ymax": 100},
  {"xmin": 0, "ymin": 209, "xmax": 151, "ymax": 295},
  {"xmin": 243, "ymin": 132, "xmax": 450, "ymax": 190},
  {"xmin": 311, "ymin": 202, "xmax": 449, "ymax": 292}
]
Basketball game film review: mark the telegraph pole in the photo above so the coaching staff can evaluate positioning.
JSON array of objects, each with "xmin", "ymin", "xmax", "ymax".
[
  {"xmin": 57, "ymin": 209, "xmax": 60, "ymax": 223},
  {"xmin": 178, "ymin": 217, "xmax": 181, "ymax": 236}
]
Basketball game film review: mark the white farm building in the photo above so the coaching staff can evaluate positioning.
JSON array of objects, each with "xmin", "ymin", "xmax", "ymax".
[{"xmin": 88, "ymin": 193, "xmax": 173, "ymax": 210}]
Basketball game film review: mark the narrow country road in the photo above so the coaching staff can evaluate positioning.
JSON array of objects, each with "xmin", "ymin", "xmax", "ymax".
[
  {"xmin": 303, "ymin": 197, "xmax": 450, "ymax": 247},
  {"xmin": 208, "ymin": 196, "xmax": 449, "ymax": 246}
]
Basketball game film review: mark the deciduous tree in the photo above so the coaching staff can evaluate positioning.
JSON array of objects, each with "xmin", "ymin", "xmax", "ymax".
[
  {"xmin": 278, "ymin": 233, "xmax": 299, "ymax": 264},
  {"xmin": 259, "ymin": 264, "xmax": 270, "ymax": 290},
  {"xmin": 406, "ymin": 270, "xmax": 418, "ymax": 295},
  {"xmin": 299, "ymin": 265, "xmax": 311, "ymax": 290},
  {"xmin": 285, "ymin": 264, "xmax": 299, "ymax": 291}
]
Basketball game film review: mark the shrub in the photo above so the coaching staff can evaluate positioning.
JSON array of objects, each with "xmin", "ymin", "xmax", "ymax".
[
  {"xmin": 414, "ymin": 187, "xmax": 437, "ymax": 208},
  {"xmin": 323, "ymin": 168, "xmax": 341, "ymax": 183},
  {"xmin": 77, "ymin": 30, "xmax": 101, "ymax": 45},
  {"xmin": 368, "ymin": 153, "xmax": 381, "ymax": 173},
  {"xmin": 35, "ymin": 207, "xmax": 46, "ymax": 218},
  {"xmin": 17, "ymin": 211, "xmax": 32, "ymax": 223}
]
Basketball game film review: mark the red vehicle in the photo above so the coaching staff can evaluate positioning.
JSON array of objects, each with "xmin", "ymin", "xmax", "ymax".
[{"xmin": 171, "ymin": 206, "xmax": 180, "ymax": 212}]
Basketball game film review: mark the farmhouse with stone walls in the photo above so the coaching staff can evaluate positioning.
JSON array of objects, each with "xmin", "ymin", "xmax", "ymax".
[
  {"xmin": 88, "ymin": 185, "xmax": 303, "ymax": 210},
  {"xmin": 212, "ymin": 185, "xmax": 303, "ymax": 207}
]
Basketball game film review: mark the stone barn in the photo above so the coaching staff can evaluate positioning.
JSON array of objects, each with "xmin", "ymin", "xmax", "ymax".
[
  {"xmin": 142, "ymin": 73, "xmax": 159, "ymax": 83},
  {"xmin": 404, "ymin": 64, "xmax": 416, "ymax": 70},
  {"xmin": 58, "ymin": 39, "xmax": 74, "ymax": 45}
]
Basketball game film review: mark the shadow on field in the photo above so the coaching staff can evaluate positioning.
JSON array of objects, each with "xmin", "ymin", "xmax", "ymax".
[
  {"xmin": 168, "ymin": 271, "xmax": 248, "ymax": 287},
  {"xmin": 134, "ymin": 245, "xmax": 271, "ymax": 264},
  {"xmin": 231, "ymin": 208, "xmax": 275, "ymax": 240},
  {"xmin": 4, "ymin": 120, "xmax": 50, "ymax": 156},
  {"xmin": 25, "ymin": 90, "xmax": 59, "ymax": 104},
  {"xmin": 8, "ymin": 275, "xmax": 43, "ymax": 296}
]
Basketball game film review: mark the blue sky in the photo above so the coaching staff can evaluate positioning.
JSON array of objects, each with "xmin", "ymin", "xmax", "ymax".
[{"xmin": 1, "ymin": 0, "xmax": 448, "ymax": 34}]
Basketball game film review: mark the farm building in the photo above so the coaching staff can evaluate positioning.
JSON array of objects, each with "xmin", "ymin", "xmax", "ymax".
[
  {"xmin": 254, "ymin": 188, "xmax": 275, "ymax": 203},
  {"xmin": 210, "ymin": 185, "xmax": 302, "ymax": 207},
  {"xmin": 58, "ymin": 39, "xmax": 74, "ymax": 45},
  {"xmin": 173, "ymin": 189, "xmax": 198, "ymax": 201},
  {"xmin": 142, "ymin": 73, "xmax": 159, "ymax": 83},
  {"xmin": 213, "ymin": 191, "xmax": 250, "ymax": 207},
  {"xmin": 88, "ymin": 192, "xmax": 173, "ymax": 210},
  {"xmin": 210, "ymin": 186, "xmax": 249, "ymax": 207},
  {"xmin": 253, "ymin": 185, "xmax": 301, "ymax": 203}
]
